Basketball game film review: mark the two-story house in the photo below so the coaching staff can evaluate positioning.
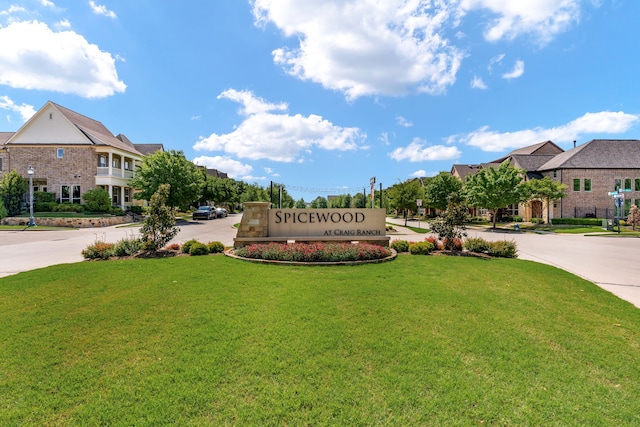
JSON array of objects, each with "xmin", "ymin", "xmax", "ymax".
[{"xmin": 0, "ymin": 101, "xmax": 163, "ymax": 210}]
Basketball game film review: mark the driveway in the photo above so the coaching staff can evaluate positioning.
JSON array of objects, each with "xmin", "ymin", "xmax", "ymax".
[{"xmin": 2, "ymin": 215, "xmax": 639, "ymax": 309}]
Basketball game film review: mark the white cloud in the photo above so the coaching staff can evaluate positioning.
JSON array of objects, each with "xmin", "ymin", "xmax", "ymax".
[
  {"xmin": 194, "ymin": 89, "xmax": 365, "ymax": 162},
  {"xmin": 461, "ymin": 0, "xmax": 583, "ymax": 44},
  {"xmin": 454, "ymin": 111, "xmax": 640, "ymax": 152},
  {"xmin": 253, "ymin": 0, "xmax": 464, "ymax": 100},
  {"xmin": 1, "ymin": 5, "xmax": 27, "ymax": 15},
  {"xmin": 89, "ymin": 1, "xmax": 117, "ymax": 19},
  {"xmin": 389, "ymin": 138, "xmax": 462, "ymax": 162},
  {"xmin": 411, "ymin": 170, "xmax": 427, "ymax": 178},
  {"xmin": 40, "ymin": 0, "xmax": 55, "ymax": 7},
  {"xmin": 55, "ymin": 19, "xmax": 71, "ymax": 29},
  {"xmin": 471, "ymin": 75, "xmax": 487, "ymax": 89},
  {"xmin": 0, "ymin": 21, "xmax": 126, "ymax": 98},
  {"xmin": 396, "ymin": 115, "xmax": 413, "ymax": 127},
  {"xmin": 502, "ymin": 60, "xmax": 524, "ymax": 79},
  {"xmin": 192, "ymin": 155, "xmax": 254, "ymax": 179},
  {"xmin": 0, "ymin": 96, "xmax": 36, "ymax": 122}
]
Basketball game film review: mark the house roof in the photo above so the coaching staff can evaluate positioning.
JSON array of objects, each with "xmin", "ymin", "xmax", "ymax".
[
  {"xmin": 0, "ymin": 132, "xmax": 14, "ymax": 145},
  {"xmin": 538, "ymin": 139, "xmax": 640, "ymax": 170},
  {"xmin": 49, "ymin": 102, "xmax": 144, "ymax": 157},
  {"xmin": 492, "ymin": 140, "xmax": 564, "ymax": 163},
  {"xmin": 508, "ymin": 154, "xmax": 558, "ymax": 172},
  {"xmin": 206, "ymin": 168, "xmax": 228, "ymax": 179},
  {"xmin": 134, "ymin": 143, "xmax": 165, "ymax": 155},
  {"xmin": 450, "ymin": 164, "xmax": 482, "ymax": 180}
]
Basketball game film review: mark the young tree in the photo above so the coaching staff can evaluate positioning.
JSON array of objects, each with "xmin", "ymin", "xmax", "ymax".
[
  {"xmin": 140, "ymin": 184, "xmax": 179, "ymax": 251},
  {"xmin": 0, "ymin": 170, "xmax": 27, "ymax": 216},
  {"xmin": 130, "ymin": 150, "xmax": 204, "ymax": 210},
  {"xmin": 424, "ymin": 172, "xmax": 463, "ymax": 211},
  {"xmin": 430, "ymin": 194, "xmax": 469, "ymax": 250},
  {"xmin": 295, "ymin": 198, "xmax": 307, "ymax": 209},
  {"xmin": 525, "ymin": 177, "xmax": 567, "ymax": 224},
  {"xmin": 310, "ymin": 196, "xmax": 328, "ymax": 208},
  {"xmin": 463, "ymin": 161, "xmax": 527, "ymax": 229},
  {"xmin": 387, "ymin": 179, "xmax": 423, "ymax": 225}
]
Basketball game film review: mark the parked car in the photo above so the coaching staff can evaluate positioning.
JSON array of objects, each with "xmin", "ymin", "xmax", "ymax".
[
  {"xmin": 215, "ymin": 207, "xmax": 228, "ymax": 218},
  {"xmin": 192, "ymin": 206, "xmax": 216, "ymax": 220}
]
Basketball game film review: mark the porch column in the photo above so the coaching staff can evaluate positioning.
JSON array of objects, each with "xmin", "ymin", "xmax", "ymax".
[{"xmin": 108, "ymin": 153, "xmax": 113, "ymax": 177}]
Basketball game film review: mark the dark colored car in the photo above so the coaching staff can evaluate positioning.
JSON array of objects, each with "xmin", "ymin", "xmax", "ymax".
[
  {"xmin": 192, "ymin": 206, "xmax": 215, "ymax": 220},
  {"xmin": 215, "ymin": 207, "xmax": 228, "ymax": 218}
]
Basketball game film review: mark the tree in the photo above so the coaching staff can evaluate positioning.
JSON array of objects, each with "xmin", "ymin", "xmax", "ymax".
[
  {"xmin": 429, "ymin": 194, "xmax": 469, "ymax": 250},
  {"xmin": 83, "ymin": 188, "xmax": 112, "ymax": 212},
  {"xmin": 424, "ymin": 172, "xmax": 463, "ymax": 211},
  {"xmin": 310, "ymin": 196, "xmax": 328, "ymax": 208},
  {"xmin": 525, "ymin": 177, "xmax": 567, "ymax": 224},
  {"xmin": 295, "ymin": 198, "xmax": 307, "ymax": 209},
  {"xmin": 0, "ymin": 170, "xmax": 27, "ymax": 216},
  {"xmin": 130, "ymin": 150, "xmax": 204, "ymax": 210},
  {"xmin": 202, "ymin": 176, "xmax": 237, "ymax": 207},
  {"xmin": 240, "ymin": 182, "xmax": 269, "ymax": 204},
  {"xmin": 387, "ymin": 179, "xmax": 423, "ymax": 225},
  {"xmin": 352, "ymin": 192, "xmax": 367, "ymax": 208},
  {"xmin": 139, "ymin": 184, "xmax": 179, "ymax": 251},
  {"xmin": 463, "ymin": 161, "xmax": 527, "ymax": 229}
]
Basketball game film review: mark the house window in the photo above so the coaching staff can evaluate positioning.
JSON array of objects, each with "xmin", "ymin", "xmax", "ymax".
[
  {"xmin": 624, "ymin": 178, "xmax": 632, "ymax": 191},
  {"xmin": 625, "ymin": 199, "xmax": 632, "ymax": 216},
  {"xmin": 61, "ymin": 185, "xmax": 81, "ymax": 204},
  {"xmin": 635, "ymin": 199, "xmax": 640, "ymax": 208},
  {"xmin": 636, "ymin": 179, "xmax": 640, "ymax": 192},
  {"xmin": 57, "ymin": 148, "xmax": 64, "ymax": 158},
  {"xmin": 573, "ymin": 178, "xmax": 580, "ymax": 191},
  {"xmin": 553, "ymin": 170, "xmax": 557, "ymax": 178},
  {"xmin": 112, "ymin": 157, "xmax": 121, "ymax": 168},
  {"xmin": 614, "ymin": 178, "xmax": 621, "ymax": 191},
  {"xmin": 124, "ymin": 188, "xmax": 131, "ymax": 203},
  {"xmin": 0, "ymin": 158, "xmax": 3, "ymax": 171},
  {"xmin": 584, "ymin": 178, "xmax": 591, "ymax": 192},
  {"xmin": 98, "ymin": 155, "xmax": 108, "ymax": 167},
  {"xmin": 124, "ymin": 160, "xmax": 132, "ymax": 170}
]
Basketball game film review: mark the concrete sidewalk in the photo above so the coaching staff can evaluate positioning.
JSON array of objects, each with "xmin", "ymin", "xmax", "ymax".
[{"xmin": 386, "ymin": 218, "xmax": 640, "ymax": 309}]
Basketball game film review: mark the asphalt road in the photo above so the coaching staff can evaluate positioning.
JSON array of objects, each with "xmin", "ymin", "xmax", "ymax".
[{"xmin": 2, "ymin": 215, "xmax": 639, "ymax": 309}]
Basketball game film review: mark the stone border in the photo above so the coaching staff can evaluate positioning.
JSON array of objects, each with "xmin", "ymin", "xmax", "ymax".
[{"xmin": 224, "ymin": 247, "xmax": 397, "ymax": 266}]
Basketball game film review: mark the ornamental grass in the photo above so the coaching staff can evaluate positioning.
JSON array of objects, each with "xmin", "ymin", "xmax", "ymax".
[{"xmin": 234, "ymin": 242, "xmax": 392, "ymax": 262}]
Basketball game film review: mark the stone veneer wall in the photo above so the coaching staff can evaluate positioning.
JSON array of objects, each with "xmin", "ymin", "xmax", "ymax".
[
  {"xmin": 1, "ymin": 215, "xmax": 133, "ymax": 228},
  {"xmin": 235, "ymin": 202, "xmax": 271, "ymax": 242}
]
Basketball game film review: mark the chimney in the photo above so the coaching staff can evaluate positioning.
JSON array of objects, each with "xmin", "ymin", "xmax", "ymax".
[{"xmin": 573, "ymin": 140, "xmax": 576, "ymax": 148}]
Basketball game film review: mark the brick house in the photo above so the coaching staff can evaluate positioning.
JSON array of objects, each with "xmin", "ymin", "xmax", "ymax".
[
  {"xmin": 0, "ymin": 101, "xmax": 163, "ymax": 209},
  {"xmin": 450, "ymin": 139, "xmax": 640, "ymax": 221}
]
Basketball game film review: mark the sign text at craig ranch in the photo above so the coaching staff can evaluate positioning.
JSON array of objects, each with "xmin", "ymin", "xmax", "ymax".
[{"xmin": 268, "ymin": 208, "xmax": 386, "ymax": 238}]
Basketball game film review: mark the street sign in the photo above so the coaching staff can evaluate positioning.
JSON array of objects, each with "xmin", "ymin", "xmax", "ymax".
[
  {"xmin": 621, "ymin": 189, "xmax": 632, "ymax": 192},
  {"xmin": 416, "ymin": 199, "xmax": 422, "ymax": 207},
  {"xmin": 608, "ymin": 191, "xmax": 619, "ymax": 196}
]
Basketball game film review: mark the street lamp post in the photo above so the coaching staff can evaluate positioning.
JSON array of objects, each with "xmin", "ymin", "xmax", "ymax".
[{"xmin": 27, "ymin": 166, "xmax": 36, "ymax": 227}]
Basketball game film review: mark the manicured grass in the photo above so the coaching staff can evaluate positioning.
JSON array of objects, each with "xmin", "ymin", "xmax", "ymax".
[{"xmin": 1, "ymin": 256, "xmax": 640, "ymax": 425}]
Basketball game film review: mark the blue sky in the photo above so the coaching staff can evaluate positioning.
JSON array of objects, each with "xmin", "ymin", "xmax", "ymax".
[{"xmin": 1, "ymin": 0, "xmax": 639, "ymax": 201}]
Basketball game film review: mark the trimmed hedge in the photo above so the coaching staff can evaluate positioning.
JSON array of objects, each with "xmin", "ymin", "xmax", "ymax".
[{"xmin": 551, "ymin": 218, "xmax": 603, "ymax": 226}]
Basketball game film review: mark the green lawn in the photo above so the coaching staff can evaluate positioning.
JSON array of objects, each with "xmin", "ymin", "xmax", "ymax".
[{"xmin": 1, "ymin": 255, "xmax": 640, "ymax": 425}]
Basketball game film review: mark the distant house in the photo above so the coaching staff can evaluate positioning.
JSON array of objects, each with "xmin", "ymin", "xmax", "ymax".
[
  {"xmin": 0, "ymin": 101, "xmax": 163, "ymax": 209},
  {"xmin": 449, "ymin": 139, "xmax": 640, "ymax": 221}
]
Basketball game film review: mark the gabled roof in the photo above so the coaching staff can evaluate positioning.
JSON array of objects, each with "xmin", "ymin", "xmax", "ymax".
[
  {"xmin": 206, "ymin": 168, "xmax": 228, "ymax": 179},
  {"xmin": 134, "ymin": 143, "xmax": 165, "ymax": 155},
  {"xmin": 538, "ymin": 139, "xmax": 640, "ymax": 170},
  {"xmin": 508, "ymin": 154, "xmax": 558, "ymax": 172},
  {"xmin": 450, "ymin": 164, "xmax": 482, "ymax": 180},
  {"xmin": 492, "ymin": 140, "xmax": 564, "ymax": 163},
  {"xmin": 50, "ymin": 102, "xmax": 143, "ymax": 156}
]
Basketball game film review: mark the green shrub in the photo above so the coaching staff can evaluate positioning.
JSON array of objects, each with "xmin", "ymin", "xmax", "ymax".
[
  {"xmin": 53, "ymin": 203, "xmax": 83, "ymax": 213},
  {"xmin": 409, "ymin": 241, "xmax": 434, "ymax": 255},
  {"xmin": 391, "ymin": 240, "xmax": 409, "ymax": 253},
  {"xmin": 110, "ymin": 206, "xmax": 125, "ymax": 216},
  {"xmin": 207, "ymin": 241, "xmax": 225, "ymax": 253},
  {"xmin": 34, "ymin": 202, "xmax": 56, "ymax": 212},
  {"xmin": 112, "ymin": 237, "xmax": 143, "ymax": 257},
  {"xmin": 551, "ymin": 218, "xmax": 602, "ymax": 226},
  {"xmin": 464, "ymin": 237, "xmax": 490, "ymax": 253},
  {"xmin": 34, "ymin": 191, "xmax": 56, "ymax": 203},
  {"xmin": 189, "ymin": 242, "xmax": 209, "ymax": 256},
  {"xmin": 83, "ymin": 188, "xmax": 111, "ymax": 212},
  {"xmin": 487, "ymin": 240, "xmax": 518, "ymax": 258},
  {"xmin": 0, "ymin": 203, "xmax": 7, "ymax": 219},
  {"xmin": 181, "ymin": 239, "xmax": 199, "ymax": 254},
  {"xmin": 127, "ymin": 205, "xmax": 144, "ymax": 215},
  {"xmin": 81, "ymin": 241, "xmax": 115, "ymax": 260}
]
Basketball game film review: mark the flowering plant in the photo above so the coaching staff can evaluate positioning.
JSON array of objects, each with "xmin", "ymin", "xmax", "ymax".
[{"xmin": 234, "ymin": 242, "xmax": 392, "ymax": 262}]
